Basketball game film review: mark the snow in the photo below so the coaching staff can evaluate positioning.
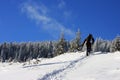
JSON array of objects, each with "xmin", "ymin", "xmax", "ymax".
[{"xmin": 0, "ymin": 51, "xmax": 120, "ymax": 80}]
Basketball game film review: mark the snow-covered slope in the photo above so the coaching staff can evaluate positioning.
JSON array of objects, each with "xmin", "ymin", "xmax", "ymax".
[{"xmin": 0, "ymin": 51, "xmax": 120, "ymax": 80}]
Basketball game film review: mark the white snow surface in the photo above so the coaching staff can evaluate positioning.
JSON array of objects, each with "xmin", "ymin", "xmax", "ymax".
[{"xmin": 0, "ymin": 51, "xmax": 120, "ymax": 80}]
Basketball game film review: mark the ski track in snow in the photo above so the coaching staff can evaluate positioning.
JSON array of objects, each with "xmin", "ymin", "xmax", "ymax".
[{"xmin": 38, "ymin": 53, "xmax": 90, "ymax": 80}]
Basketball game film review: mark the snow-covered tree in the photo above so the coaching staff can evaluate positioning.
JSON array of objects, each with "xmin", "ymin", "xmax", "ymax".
[
  {"xmin": 1, "ymin": 42, "xmax": 9, "ymax": 62},
  {"xmin": 70, "ymin": 29, "xmax": 81, "ymax": 52},
  {"xmin": 55, "ymin": 32, "xmax": 68, "ymax": 55},
  {"xmin": 110, "ymin": 36, "xmax": 120, "ymax": 52},
  {"xmin": 93, "ymin": 38, "xmax": 111, "ymax": 52}
]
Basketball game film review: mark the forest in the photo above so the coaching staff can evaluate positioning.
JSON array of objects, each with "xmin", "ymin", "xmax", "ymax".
[{"xmin": 0, "ymin": 30, "xmax": 120, "ymax": 62}]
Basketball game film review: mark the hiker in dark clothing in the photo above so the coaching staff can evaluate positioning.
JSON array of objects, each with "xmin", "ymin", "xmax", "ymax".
[{"xmin": 82, "ymin": 34, "xmax": 94, "ymax": 56}]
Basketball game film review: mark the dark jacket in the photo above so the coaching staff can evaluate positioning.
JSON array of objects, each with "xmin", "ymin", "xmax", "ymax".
[{"xmin": 82, "ymin": 34, "xmax": 94, "ymax": 50}]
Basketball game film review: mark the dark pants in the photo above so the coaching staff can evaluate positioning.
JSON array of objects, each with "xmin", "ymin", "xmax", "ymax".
[{"xmin": 86, "ymin": 47, "xmax": 91, "ymax": 56}]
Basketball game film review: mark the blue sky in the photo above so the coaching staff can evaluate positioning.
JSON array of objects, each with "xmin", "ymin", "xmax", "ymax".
[{"xmin": 0, "ymin": 0, "xmax": 120, "ymax": 42}]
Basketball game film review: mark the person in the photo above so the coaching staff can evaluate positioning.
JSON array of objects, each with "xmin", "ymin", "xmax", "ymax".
[{"xmin": 82, "ymin": 34, "xmax": 94, "ymax": 56}]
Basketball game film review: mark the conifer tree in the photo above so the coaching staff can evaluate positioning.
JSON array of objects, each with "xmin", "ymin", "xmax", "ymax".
[
  {"xmin": 110, "ymin": 36, "xmax": 120, "ymax": 52},
  {"xmin": 56, "ymin": 32, "xmax": 67, "ymax": 55},
  {"xmin": 70, "ymin": 29, "xmax": 81, "ymax": 52}
]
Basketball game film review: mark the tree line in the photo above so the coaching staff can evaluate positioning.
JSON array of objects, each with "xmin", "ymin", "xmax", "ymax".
[{"xmin": 0, "ymin": 30, "xmax": 120, "ymax": 62}]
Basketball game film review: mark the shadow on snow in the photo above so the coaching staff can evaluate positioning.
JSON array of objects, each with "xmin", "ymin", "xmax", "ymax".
[{"xmin": 38, "ymin": 55, "xmax": 87, "ymax": 80}]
